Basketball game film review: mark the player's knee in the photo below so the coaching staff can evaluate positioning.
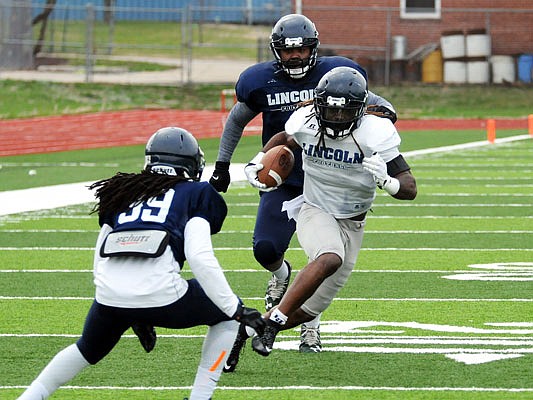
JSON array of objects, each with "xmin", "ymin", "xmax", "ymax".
[
  {"xmin": 253, "ymin": 240, "xmax": 282, "ymax": 267},
  {"xmin": 76, "ymin": 340, "xmax": 101, "ymax": 365}
]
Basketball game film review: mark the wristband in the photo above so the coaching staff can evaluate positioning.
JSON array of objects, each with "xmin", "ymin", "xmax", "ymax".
[
  {"xmin": 214, "ymin": 161, "xmax": 230, "ymax": 171},
  {"xmin": 383, "ymin": 177, "xmax": 400, "ymax": 196},
  {"xmin": 270, "ymin": 308, "xmax": 288, "ymax": 325}
]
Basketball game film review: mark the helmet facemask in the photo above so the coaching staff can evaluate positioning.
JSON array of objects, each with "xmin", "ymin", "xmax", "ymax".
[
  {"xmin": 314, "ymin": 66, "xmax": 369, "ymax": 139},
  {"xmin": 315, "ymin": 95, "xmax": 367, "ymax": 139},
  {"xmin": 271, "ymin": 42, "xmax": 318, "ymax": 79}
]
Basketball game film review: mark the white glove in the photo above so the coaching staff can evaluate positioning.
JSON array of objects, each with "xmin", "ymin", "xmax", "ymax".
[
  {"xmin": 244, "ymin": 152, "xmax": 276, "ymax": 192},
  {"xmin": 362, "ymin": 152, "xmax": 400, "ymax": 196}
]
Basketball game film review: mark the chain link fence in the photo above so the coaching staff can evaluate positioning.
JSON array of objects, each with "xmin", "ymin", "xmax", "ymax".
[
  {"xmin": 0, "ymin": 1, "xmax": 289, "ymax": 83},
  {"xmin": 1, "ymin": 2, "xmax": 531, "ymax": 85}
]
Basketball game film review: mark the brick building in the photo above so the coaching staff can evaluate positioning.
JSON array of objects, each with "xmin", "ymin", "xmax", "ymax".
[{"xmin": 296, "ymin": 0, "xmax": 533, "ymax": 84}]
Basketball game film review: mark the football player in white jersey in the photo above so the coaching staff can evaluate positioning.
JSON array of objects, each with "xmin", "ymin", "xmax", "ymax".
[
  {"xmin": 210, "ymin": 14, "xmax": 397, "ymax": 365},
  {"xmin": 17, "ymin": 127, "xmax": 265, "ymax": 400},
  {"xmin": 244, "ymin": 66, "xmax": 417, "ymax": 356}
]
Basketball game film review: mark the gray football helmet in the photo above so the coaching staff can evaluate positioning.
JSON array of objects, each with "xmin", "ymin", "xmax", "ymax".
[
  {"xmin": 314, "ymin": 67, "xmax": 368, "ymax": 138},
  {"xmin": 270, "ymin": 14, "xmax": 320, "ymax": 79},
  {"xmin": 145, "ymin": 127, "xmax": 205, "ymax": 180}
]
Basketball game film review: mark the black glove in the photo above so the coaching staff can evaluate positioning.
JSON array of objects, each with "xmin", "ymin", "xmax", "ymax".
[
  {"xmin": 209, "ymin": 161, "xmax": 231, "ymax": 192},
  {"xmin": 366, "ymin": 105, "xmax": 398, "ymax": 124},
  {"xmin": 232, "ymin": 304, "xmax": 266, "ymax": 336},
  {"xmin": 132, "ymin": 323, "xmax": 157, "ymax": 353}
]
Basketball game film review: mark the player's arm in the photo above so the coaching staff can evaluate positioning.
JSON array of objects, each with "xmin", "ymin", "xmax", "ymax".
[
  {"xmin": 184, "ymin": 216, "xmax": 265, "ymax": 333},
  {"xmin": 185, "ymin": 217, "xmax": 240, "ymax": 316},
  {"xmin": 209, "ymin": 102, "xmax": 259, "ymax": 192},
  {"xmin": 366, "ymin": 91, "xmax": 397, "ymax": 123},
  {"xmin": 262, "ymin": 130, "xmax": 300, "ymax": 152},
  {"xmin": 392, "ymin": 169, "xmax": 417, "ymax": 200}
]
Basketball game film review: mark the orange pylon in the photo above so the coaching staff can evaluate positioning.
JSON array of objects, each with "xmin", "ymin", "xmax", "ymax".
[{"xmin": 487, "ymin": 119, "xmax": 496, "ymax": 143}]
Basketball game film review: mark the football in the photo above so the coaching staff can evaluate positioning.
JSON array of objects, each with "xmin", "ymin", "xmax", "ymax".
[{"xmin": 257, "ymin": 145, "xmax": 295, "ymax": 188}]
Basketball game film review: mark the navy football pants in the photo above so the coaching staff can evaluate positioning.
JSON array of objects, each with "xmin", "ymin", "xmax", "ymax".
[
  {"xmin": 252, "ymin": 184, "xmax": 301, "ymax": 267},
  {"xmin": 76, "ymin": 279, "xmax": 232, "ymax": 364}
]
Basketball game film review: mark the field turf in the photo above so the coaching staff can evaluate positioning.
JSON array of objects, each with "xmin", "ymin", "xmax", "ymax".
[{"xmin": 0, "ymin": 132, "xmax": 532, "ymax": 399}]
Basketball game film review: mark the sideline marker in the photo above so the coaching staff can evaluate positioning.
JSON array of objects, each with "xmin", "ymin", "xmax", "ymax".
[{"xmin": 487, "ymin": 119, "xmax": 496, "ymax": 143}]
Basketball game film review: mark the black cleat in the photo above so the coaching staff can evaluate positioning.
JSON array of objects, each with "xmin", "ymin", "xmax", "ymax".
[
  {"xmin": 251, "ymin": 320, "xmax": 281, "ymax": 357},
  {"xmin": 223, "ymin": 324, "xmax": 249, "ymax": 373},
  {"xmin": 132, "ymin": 323, "xmax": 157, "ymax": 353}
]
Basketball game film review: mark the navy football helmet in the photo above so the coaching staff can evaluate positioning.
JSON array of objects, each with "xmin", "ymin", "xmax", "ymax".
[
  {"xmin": 270, "ymin": 14, "xmax": 320, "ymax": 79},
  {"xmin": 145, "ymin": 127, "xmax": 205, "ymax": 180},
  {"xmin": 314, "ymin": 67, "xmax": 368, "ymax": 138}
]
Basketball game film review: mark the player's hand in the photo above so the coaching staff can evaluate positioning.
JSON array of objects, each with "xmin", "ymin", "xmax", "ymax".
[
  {"xmin": 362, "ymin": 152, "xmax": 400, "ymax": 195},
  {"xmin": 232, "ymin": 304, "xmax": 266, "ymax": 336},
  {"xmin": 362, "ymin": 152, "xmax": 388, "ymax": 186},
  {"xmin": 209, "ymin": 161, "xmax": 231, "ymax": 192},
  {"xmin": 244, "ymin": 152, "xmax": 276, "ymax": 192},
  {"xmin": 132, "ymin": 323, "xmax": 157, "ymax": 353}
]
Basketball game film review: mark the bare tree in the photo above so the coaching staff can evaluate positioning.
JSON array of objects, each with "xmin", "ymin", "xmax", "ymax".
[{"xmin": 32, "ymin": 0, "xmax": 57, "ymax": 55}]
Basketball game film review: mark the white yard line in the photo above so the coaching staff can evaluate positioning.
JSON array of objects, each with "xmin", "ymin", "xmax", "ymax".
[
  {"xmin": 1, "ymin": 247, "xmax": 532, "ymax": 251},
  {"xmin": 1, "ymin": 296, "xmax": 531, "ymax": 302},
  {"xmin": 1, "ymin": 385, "xmax": 532, "ymax": 393},
  {"xmin": 0, "ymin": 164, "xmax": 246, "ymax": 216}
]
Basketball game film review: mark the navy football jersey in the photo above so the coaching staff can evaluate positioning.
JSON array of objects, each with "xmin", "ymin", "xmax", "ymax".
[
  {"xmin": 235, "ymin": 56, "xmax": 367, "ymax": 186},
  {"xmin": 101, "ymin": 181, "xmax": 227, "ymax": 267}
]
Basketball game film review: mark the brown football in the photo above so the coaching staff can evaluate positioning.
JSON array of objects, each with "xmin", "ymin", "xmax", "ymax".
[{"xmin": 257, "ymin": 145, "xmax": 295, "ymax": 188}]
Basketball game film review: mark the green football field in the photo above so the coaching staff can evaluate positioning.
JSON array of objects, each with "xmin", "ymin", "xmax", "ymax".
[{"xmin": 0, "ymin": 132, "xmax": 532, "ymax": 399}]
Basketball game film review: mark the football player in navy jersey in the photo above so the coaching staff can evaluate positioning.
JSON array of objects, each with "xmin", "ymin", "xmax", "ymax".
[
  {"xmin": 17, "ymin": 127, "xmax": 265, "ymax": 400},
  {"xmin": 209, "ymin": 13, "xmax": 397, "ymax": 369}
]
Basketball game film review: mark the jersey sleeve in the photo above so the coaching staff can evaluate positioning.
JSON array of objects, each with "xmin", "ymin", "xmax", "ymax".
[
  {"xmin": 235, "ymin": 63, "xmax": 270, "ymax": 113},
  {"xmin": 235, "ymin": 69, "xmax": 253, "ymax": 105},
  {"xmin": 367, "ymin": 90, "xmax": 395, "ymax": 112},
  {"xmin": 184, "ymin": 217, "xmax": 240, "ymax": 317},
  {"xmin": 284, "ymin": 105, "xmax": 314, "ymax": 147},
  {"xmin": 363, "ymin": 116, "xmax": 402, "ymax": 162},
  {"xmin": 190, "ymin": 182, "xmax": 228, "ymax": 234}
]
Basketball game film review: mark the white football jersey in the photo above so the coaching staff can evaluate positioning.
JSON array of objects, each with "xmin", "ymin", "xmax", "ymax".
[
  {"xmin": 93, "ymin": 224, "xmax": 188, "ymax": 308},
  {"xmin": 285, "ymin": 104, "xmax": 401, "ymax": 218}
]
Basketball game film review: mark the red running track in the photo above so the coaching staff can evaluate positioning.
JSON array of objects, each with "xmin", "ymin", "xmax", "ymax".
[{"xmin": 0, "ymin": 109, "xmax": 529, "ymax": 156}]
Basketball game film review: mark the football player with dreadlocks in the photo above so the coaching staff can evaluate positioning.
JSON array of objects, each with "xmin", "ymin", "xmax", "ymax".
[
  {"xmin": 17, "ymin": 127, "xmax": 265, "ymax": 400},
  {"xmin": 209, "ymin": 13, "xmax": 397, "ymax": 370},
  {"xmin": 246, "ymin": 66, "xmax": 417, "ymax": 357}
]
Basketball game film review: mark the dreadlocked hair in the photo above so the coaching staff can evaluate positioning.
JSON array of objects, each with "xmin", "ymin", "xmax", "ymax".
[
  {"xmin": 307, "ymin": 105, "xmax": 328, "ymax": 149},
  {"xmin": 89, "ymin": 170, "xmax": 187, "ymax": 218}
]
